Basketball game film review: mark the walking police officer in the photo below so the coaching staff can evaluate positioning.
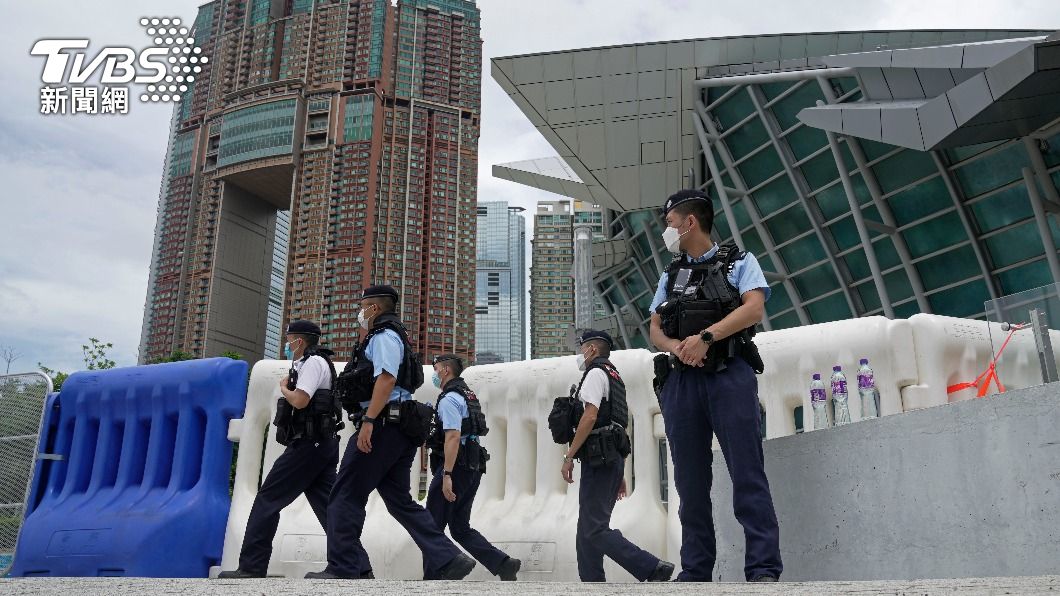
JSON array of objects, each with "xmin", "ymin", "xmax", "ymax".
[
  {"xmin": 649, "ymin": 189, "xmax": 782, "ymax": 582},
  {"xmin": 423, "ymin": 354, "xmax": 521, "ymax": 581},
  {"xmin": 218, "ymin": 320, "xmax": 342, "ymax": 579},
  {"xmin": 562, "ymin": 330, "xmax": 675, "ymax": 583},
  {"xmin": 306, "ymin": 285, "xmax": 475, "ymax": 580}
]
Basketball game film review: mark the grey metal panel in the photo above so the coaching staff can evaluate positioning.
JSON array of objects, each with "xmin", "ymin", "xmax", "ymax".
[
  {"xmin": 694, "ymin": 39, "xmax": 725, "ymax": 68},
  {"xmin": 882, "ymin": 67, "xmax": 926, "ymax": 99},
  {"xmin": 946, "ymin": 73, "xmax": 994, "ymax": 125},
  {"xmin": 681, "ymin": 69, "xmax": 699, "ymax": 110},
  {"xmin": 859, "ymin": 67, "xmax": 894, "ymax": 100},
  {"xmin": 753, "ymin": 60, "xmax": 781, "ymax": 72},
  {"xmin": 603, "ymin": 45, "xmax": 637, "ymax": 76},
  {"xmin": 606, "ymin": 165, "xmax": 640, "ymax": 209},
  {"xmin": 603, "ymin": 73, "xmax": 637, "ymax": 103},
  {"xmin": 753, "ymin": 35, "xmax": 782, "ymax": 62},
  {"xmin": 639, "ymin": 97, "xmax": 672, "ymax": 116},
  {"xmin": 962, "ymin": 38, "xmax": 1038, "ymax": 68},
  {"xmin": 553, "ymin": 125, "xmax": 580, "ymax": 154},
  {"xmin": 541, "ymin": 52, "xmax": 574, "ymax": 82},
  {"xmin": 574, "ymin": 76, "xmax": 604, "ymax": 107},
  {"xmin": 842, "ymin": 106, "xmax": 884, "ymax": 142},
  {"xmin": 637, "ymin": 43, "xmax": 668, "ymax": 72},
  {"xmin": 511, "ymin": 55, "xmax": 545, "ymax": 85},
  {"xmin": 606, "ymin": 119, "xmax": 640, "ymax": 168},
  {"xmin": 665, "ymin": 69, "xmax": 682, "ymax": 100},
  {"xmin": 666, "ymin": 41, "xmax": 695, "ymax": 69},
  {"xmin": 638, "ymin": 115, "xmax": 670, "ymax": 143},
  {"xmin": 575, "ymin": 104, "xmax": 604, "ymax": 122},
  {"xmin": 880, "ymin": 103, "xmax": 925, "ymax": 150},
  {"xmin": 886, "ymin": 31, "xmax": 914, "ymax": 49},
  {"xmin": 951, "ymin": 68, "xmax": 984, "ymax": 85},
  {"xmin": 546, "ymin": 107, "xmax": 578, "ymax": 125},
  {"xmin": 891, "ymin": 44, "xmax": 965, "ymax": 69},
  {"xmin": 916, "ymin": 67, "xmax": 958, "ymax": 97},
  {"xmin": 639, "ymin": 162, "xmax": 666, "ymax": 197},
  {"xmin": 985, "ymin": 46, "xmax": 1036, "ymax": 100},
  {"xmin": 917, "ymin": 95, "xmax": 959, "ymax": 149},
  {"xmin": 730, "ymin": 63, "xmax": 755, "ymax": 75},
  {"xmin": 836, "ymin": 32, "xmax": 864, "ymax": 54},
  {"xmin": 508, "ymin": 89, "xmax": 545, "ymax": 127},
  {"xmin": 545, "ymin": 79, "xmax": 575, "ymax": 110},
  {"xmin": 797, "ymin": 104, "xmax": 843, "ymax": 133},
  {"xmin": 606, "ymin": 100, "xmax": 638, "ymax": 119},
  {"xmin": 492, "ymin": 58, "xmax": 514, "ymax": 80},
  {"xmin": 863, "ymin": 32, "xmax": 890, "ymax": 50},
  {"xmin": 780, "ymin": 58, "xmax": 810, "ymax": 69},
  {"xmin": 641, "ymin": 141, "xmax": 665, "ymax": 164},
  {"xmin": 1038, "ymin": 42, "xmax": 1060, "ymax": 70},
  {"xmin": 806, "ymin": 33, "xmax": 839, "ymax": 59},
  {"xmin": 808, "ymin": 56, "xmax": 828, "ymax": 68},
  {"xmin": 727, "ymin": 37, "xmax": 755, "ymax": 64},
  {"xmin": 825, "ymin": 50, "xmax": 893, "ymax": 68},
  {"xmin": 519, "ymin": 82, "xmax": 546, "ymax": 113},
  {"xmin": 638, "ymin": 70, "xmax": 666, "ymax": 100},
  {"xmin": 910, "ymin": 30, "xmax": 944, "ymax": 46},
  {"xmin": 572, "ymin": 49, "xmax": 603, "ymax": 79},
  {"xmin": 577, "ymin": 122, "xmax": 607, "ymax": 170},
  {"xmin": 780, "ymin": 34, "xmax": 808, "ymax": 60}
]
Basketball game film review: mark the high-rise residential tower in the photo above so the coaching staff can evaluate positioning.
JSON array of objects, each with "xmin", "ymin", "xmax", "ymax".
[
  {"xmin": 474, "ymin": 202, "xmax": 526, "ymax": 364},
  {"xmin": 140, "ymin": 0, "xmax": 482, "ymax": 364}
]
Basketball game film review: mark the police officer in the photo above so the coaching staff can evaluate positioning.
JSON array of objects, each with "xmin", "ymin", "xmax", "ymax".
[
  {"xmin": 218, "ymin": 320, "xmax": 341, "ymax": 579},
  {"xmin": 649, "ymin": 189, "xmax": 783, "ymax": 582},
  {"xmin": 306, "ymin": 285, "xmax": 475, "ymax": 580},
  {"xmin": 562, "ymin": 330, "xmax": 675, "ymax": 583},
  {"xmin": 423, "ymin": 354, "xmax": 521, "ymax": 581}
]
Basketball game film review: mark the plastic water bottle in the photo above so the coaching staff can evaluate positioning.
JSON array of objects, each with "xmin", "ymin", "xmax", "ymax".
[
  {"xmin": 858, "ymin": 358, "xmax": 880, "ymax": 419},
  {"xmin": 830, "ymin": 365, "xmax": 851, "ymax": 426},
  {"xmin": 810, "ymin": 374, "xmax": 829, "ymax": 430}
]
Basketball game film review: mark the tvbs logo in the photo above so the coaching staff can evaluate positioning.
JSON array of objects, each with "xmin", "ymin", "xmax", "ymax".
[{"xmin": 31, "ymin": 17, "xmax": 207, "ymax": 115}]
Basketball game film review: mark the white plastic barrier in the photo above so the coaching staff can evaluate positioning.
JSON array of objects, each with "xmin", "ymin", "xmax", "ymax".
[
  {"xmin": 754, "ymin": 316, "xmax": 918, "ymax": 436},
  {"xmin": 216, "ymin": 350, "xmax": 670, "ymax": 581},
  {"xmin": 903, "ymin": 314, "xmax": 1060, "ymax": 410}
]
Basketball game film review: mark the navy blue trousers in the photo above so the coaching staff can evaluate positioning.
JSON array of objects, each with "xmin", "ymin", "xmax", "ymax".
[
  {"xmin": 576, "ymin": 458, "xmax": 660, "ymax": 582},
  {"xmin": 423, "ymin": 463, "xmax": 508, "ymax": 579},
  {"xmin": 660, "ymin": 356, "xmax": 782, "ymax": 581},
  {"xmin": 324, "ymin": 423, "xmax": 460, "ymax": 578},
  {"xmin": 239, "ymin": 436, "xmax": 339, "ymax": 574}
]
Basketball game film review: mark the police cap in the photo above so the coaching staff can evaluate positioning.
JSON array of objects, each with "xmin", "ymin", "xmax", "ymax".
[
  {"xmin": 286, "ymin": 319, "xmax": 321, "ymax": 337},
  {"xmin": 432, "ymin": 353, "xmax": 463, "ymax": 367},
  {"xmin": 362, "ymin": 285, "xmax": 400, "ymax": 302},
  {"xmin": 578, "ymin": 329, "xmax": 614, "ymax": 350},
  {"xmin": 662, "ymin": 189, "xmax": 712, "ymax": 216}
]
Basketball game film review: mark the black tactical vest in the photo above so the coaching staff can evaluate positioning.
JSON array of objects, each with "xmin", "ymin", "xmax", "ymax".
[
  {"xmin": 275, "ymin": 349, "xmax": 343, "ymax": 444},
  {"xmin": 576, "ymin": 358, "xmax": 628, "ymax": 429},
  {"xmin": 427, "ymin": 377, "xmax": 489, "ymax": 451},
  {"xmin": 657, "ymin": 241, "xmax": 760, "ymax": 372},
  {"xmin": 358, "ymin": 313, "xmax": 421, "ymax": 393}
]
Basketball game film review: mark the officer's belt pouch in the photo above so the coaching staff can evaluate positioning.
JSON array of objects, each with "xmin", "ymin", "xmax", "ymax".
[
  {"xmin": 274, "ymin": 397, "xmax": 293, "ymax": 446},
  {"xmin": 397, "ymin": 400, "xmax": 434, "ymax": 446},
  {"xmin": 462, "ymin": 441, "xmax": 483, "ymax": 473},
  {"xmin": 652, "ymin": 353, "xmax": 673, "ymax": 399},
  {"xmin": 581, "ymin": 430, "xmax": 622, "ymax": 467},
  {"xmin": 742, "ymin": 338, "xmax": 766, "ymax": 374},
  {"xmin": 677, "ymin": 301, "xmax": 722, "ymax": 339},
  {"xmin": 615, "ymin": 427, "xmax": 632, "ymax": 458}
]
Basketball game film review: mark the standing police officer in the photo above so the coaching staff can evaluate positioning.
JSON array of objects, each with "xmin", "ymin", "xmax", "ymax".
[
  {"xmin": 306, "ymin": 285, "xmax": 475, "ymax": 580},
  {"xmin": 562, "ymin": 330, "xmax": 675, "ymax": 583},
  {"xmin": 423, "ymin": 354, "xmax": 521, "ymax": 581},
  {"xmin": 218, "ymin": 320, "xmax": 341, "ymax": 579},
  {"xmin": 649, "ymin": 189, "xmax": 782, "ymax": 582}
]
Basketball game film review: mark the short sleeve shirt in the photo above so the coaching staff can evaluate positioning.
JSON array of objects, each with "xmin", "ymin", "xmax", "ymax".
[
  {"xmin": 578, "ymin": 367, "xmax": 610, "ymax": 409},
  {"xmin": 362, "ymin": 329, "xmax": 413, "ymax": 407},
  {"xmin": 437, "ymin": 390, "xmax": 469, "ymax": 444},
  {"xmin": 293, "ymin": 354, "xmax": 331, "ymax": 397}
]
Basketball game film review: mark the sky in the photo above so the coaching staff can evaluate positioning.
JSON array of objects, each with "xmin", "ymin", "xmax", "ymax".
[{"xmin": 1, "ymin": 0, "xmax": 1058, "ymax": 375}]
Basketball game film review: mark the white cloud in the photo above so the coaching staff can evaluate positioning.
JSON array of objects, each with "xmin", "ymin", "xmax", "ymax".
[{"xmin": 2, "ymin": 0, "xmax": 1057, "ymax": 372}]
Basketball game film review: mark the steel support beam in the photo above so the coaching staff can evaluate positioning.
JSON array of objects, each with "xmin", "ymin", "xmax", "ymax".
[
  {"xmin": 1023, "ymin": 136, "xmax": 1060, "ymax": 210},
  {"xmin": 1023, "ymin": 167, "xmax": 1060, "ymax": 284},
  {"xmin": 747, "ymin": 85, "xmax": 861, "ymax": 316},
  {"xmin": 931, "ymin": 151, "xmax": 1000, "ymax": 302},
  {"xmin": 816, "ymin": 78, "xmax": 932, "ymax": 313},
  {"xmin": 822, "ymin": 123, "xmax": 895, "ymax": 317},
  {"xmin": 695, "ymin": 101, "xmax": 808, "ymax": 326}
]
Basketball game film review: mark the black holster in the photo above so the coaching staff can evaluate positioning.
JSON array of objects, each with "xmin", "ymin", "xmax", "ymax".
[{"xmin": 578, "ymin": 426, "xmax": 625, "ymax": 467}]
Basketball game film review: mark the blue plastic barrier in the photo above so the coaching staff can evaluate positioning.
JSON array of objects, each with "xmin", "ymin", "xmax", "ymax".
[{"xmin": 11, "ymin": 358, "xmax": 247, "ymax": 577}]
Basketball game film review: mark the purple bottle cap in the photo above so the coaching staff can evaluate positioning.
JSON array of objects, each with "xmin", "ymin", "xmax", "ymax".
[
  {"xmin": 860, "ymin": 358, "xmax": 868, "ymax": 365},
  {"xmin": 833, "ymin": 365, "xmax": 842, "ymax": 371},
  {"xmin": 812, "ymin": 373, "xmax": 821, "ymax": 380}
]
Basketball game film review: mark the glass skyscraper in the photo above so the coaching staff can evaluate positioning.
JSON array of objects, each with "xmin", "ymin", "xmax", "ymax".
[{"xmin": 475, "ymin": 202, "xmax": 526, "ymax": 364}]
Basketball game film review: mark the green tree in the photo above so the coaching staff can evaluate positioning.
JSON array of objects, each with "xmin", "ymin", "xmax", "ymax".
[
  {"xmin": 82, "ymin": 338, "xmax": 116, "ymax": 370},
  {"xmin": 37, "ymin": 363, "xmax": 68, "ymax": 392},
  {"xmin": 221, "ymin": 351, "xmax": 245, "ymax": 361},
  {"xmin": 149, "ymin": 350, "xmax": 195, "ymax": 364}
]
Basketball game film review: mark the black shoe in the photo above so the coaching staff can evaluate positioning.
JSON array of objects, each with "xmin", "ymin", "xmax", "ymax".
[
  {"xmin": 497, "ymin": 556, "xmax": 521, "ymax": 581},
  {"xmin": 304, "ymin": 570, "xmax": 357, "ymax": 579},
  {"xmin": 437, "ymin": 553, "xmax": 476, "ymax": 580},
  {"xmin": 216, "ymin": 568, "xmax": 265, "ymax": 579},
  {"xmin": 647, "ymin": 561, "xmax": 675, "ymax": 582},
  {"xmin": 751, "ymin": 575, "xmax": 778, "ymax": 582}
]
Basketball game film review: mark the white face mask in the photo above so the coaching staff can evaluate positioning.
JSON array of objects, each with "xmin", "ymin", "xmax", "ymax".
[
  {"xmin": 357, "ymin": 305, "xmax": 374, "ymax": 327},
  {"xmin": 661, "ymin": 224, "xmax": 689, "ymax": 253},
  {"xmin": 576, "ymin": 347, "xmax": 593, "ymax": 371}
]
